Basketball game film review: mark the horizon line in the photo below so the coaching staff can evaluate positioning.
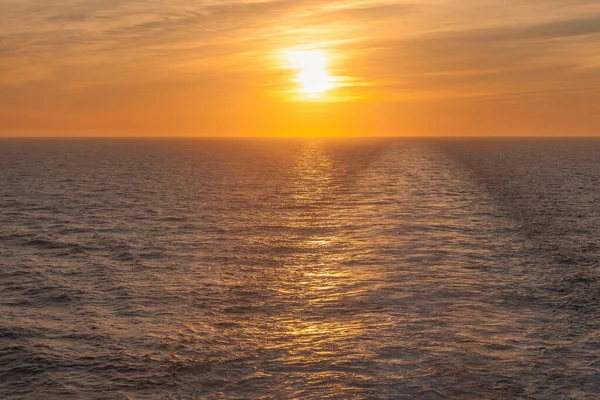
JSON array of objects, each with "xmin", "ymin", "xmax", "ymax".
[{"xmin": 1, "ymin": 135, "xmax": 599, "ymax": 139}]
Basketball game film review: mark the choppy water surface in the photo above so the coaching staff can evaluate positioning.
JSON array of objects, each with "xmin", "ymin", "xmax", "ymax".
[{"xmin": 0, "ymin": 138, "xmax": 599, "ymax": 399}]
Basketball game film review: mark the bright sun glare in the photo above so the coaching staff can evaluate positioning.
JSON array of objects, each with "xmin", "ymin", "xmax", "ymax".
[{"xmin": 286, "ymin": 50, "xmax": 335, "ymax": 97}]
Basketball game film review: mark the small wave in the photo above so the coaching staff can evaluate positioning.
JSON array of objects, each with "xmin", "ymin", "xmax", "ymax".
[
  {"xmin": 113, "ymin": 251, "xmax": 137, "ymax": 261},
  {"xmin": 18, "ymin": 237, "xmax": 89, "ymax": 256},
  {"xmin": 20, "ymin": 286, "xmax": 84, "ymax": 305},
  {"xmin": 22, "ymin": 238, "xmax": 65, "ymax": 249},
  {"xmin": 0, "ymin": 327, "xmax": 36, "ymax": 340}
]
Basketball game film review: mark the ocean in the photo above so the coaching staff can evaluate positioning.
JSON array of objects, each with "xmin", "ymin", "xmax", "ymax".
[{"xmin": 0, "ymin": 138, "xmax": 599, "ymax": 399}]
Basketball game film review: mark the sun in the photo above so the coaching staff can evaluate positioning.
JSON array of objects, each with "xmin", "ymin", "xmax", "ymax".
[{"xmin": 285, "ymin": 50, "xmax": 336, "ymax": 97}]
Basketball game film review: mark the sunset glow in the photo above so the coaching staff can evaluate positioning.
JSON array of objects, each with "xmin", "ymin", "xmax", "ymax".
[{"xmin": 0, "ymin": 1, "xmax": 599, "ymax": 136}]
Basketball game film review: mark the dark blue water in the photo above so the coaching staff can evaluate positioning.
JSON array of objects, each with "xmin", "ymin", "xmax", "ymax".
[{"xmin": 1, "ymin": 138, "xmax": 599, "ymax": 399}]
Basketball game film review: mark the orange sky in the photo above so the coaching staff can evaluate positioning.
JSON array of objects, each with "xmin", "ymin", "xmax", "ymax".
[{"xmin": 1, "ymin": 0, "xmax": 599, "ymax": 137}]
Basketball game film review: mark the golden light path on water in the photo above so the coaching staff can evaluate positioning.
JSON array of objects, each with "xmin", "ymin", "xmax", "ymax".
[{"xmin": 210, "ymin": 140, "xmax": 539, "ymax": 398}]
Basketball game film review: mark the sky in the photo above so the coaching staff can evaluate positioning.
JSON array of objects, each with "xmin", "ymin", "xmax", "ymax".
[{"xmin": 1, "ymin": 0, "xmax": 599, "ymax": 137}]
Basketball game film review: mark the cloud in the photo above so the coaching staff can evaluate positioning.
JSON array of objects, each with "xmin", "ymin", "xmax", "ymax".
[
  {"xmin": 440, "ymin": 15, "xmax": 600, "ymax": 42},
  {"xmin": 338, "ymin": 12, "xmax": 600, "ymax": 101},
  {"xmin": 315, "ymin": 2, "xmax": 414, "ymax": 22}
]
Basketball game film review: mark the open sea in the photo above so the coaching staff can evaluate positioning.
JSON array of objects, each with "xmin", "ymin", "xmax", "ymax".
[{"xmin": 0, "ymin": 138, "xmax": 599, "ymax": 399}]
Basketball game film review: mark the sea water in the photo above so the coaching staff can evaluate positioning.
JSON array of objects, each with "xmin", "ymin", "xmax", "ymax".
[{"xmin": 1, "ymin": 138, "xmax": 599, "ymax": 399}]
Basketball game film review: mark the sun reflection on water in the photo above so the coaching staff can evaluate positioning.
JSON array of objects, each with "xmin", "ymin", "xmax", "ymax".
[{"xmin": 258, "ymin": 141, "xmax": 386, "ymax": 388}]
